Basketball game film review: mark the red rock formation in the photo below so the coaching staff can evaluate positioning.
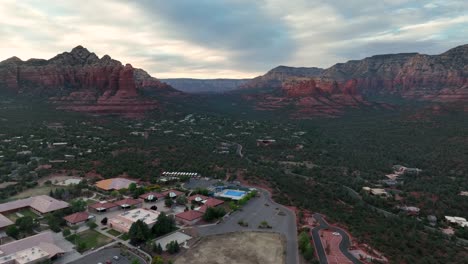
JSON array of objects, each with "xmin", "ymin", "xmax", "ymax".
[
  {"xmin": 241, "ymin": 44, "xmax": 468, "ymax": 117},
  {"xmin": 0, "ymin": 46, "xmax": 177, "ymax": 116}
]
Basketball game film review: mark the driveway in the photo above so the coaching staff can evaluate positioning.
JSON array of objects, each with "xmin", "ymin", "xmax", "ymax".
[
  {"xmin": 311, "ymin": 214, "xmax": 362, "ymax": 264},
  {"xmin": 197, "ymin": 189, "xmax": 298, "ymax": 264}
]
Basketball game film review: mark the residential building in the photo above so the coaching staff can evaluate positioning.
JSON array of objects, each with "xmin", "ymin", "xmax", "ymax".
[
  {"xmin": 88, "ymin": 201, "xmax": 119, "ymax": 213},
  {"xmin": 175, "ymin": 210, "xmax": 204, "ymax": 226},
  {"xmin": 63, "ymin": 212, "xmax": 94, "ymax": 227},
  {"xmin": 0, "ymin": 232, "xmax": 66, "ymax": 264},
  {"xmin": 161, "ymin": 190, "xmax": 184, "ymax": 199},
  {"xmin": 109, "ymin": 208, "xmax": 160, "ymax": 233},
  {"xmin": 0, "ymin": 195, "xmax": 69, "ymax": 216},
  {"xmin": 95, "ymin": 178, "xmax": 136, "ymax": 191},
  {"xmin": 114, "ymin": 198, "xmax": 142, "ymax": 210}
]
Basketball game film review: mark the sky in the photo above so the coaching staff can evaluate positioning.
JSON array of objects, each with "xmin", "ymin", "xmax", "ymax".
[{"xmin": 1, "ymin": 0, "xmax": 467, "ymax": 78}]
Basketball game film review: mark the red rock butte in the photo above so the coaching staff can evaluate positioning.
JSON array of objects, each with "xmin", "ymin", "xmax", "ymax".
[{"xmin": 0, "ymin": 45, "xmax": 178, "ymax": 117}]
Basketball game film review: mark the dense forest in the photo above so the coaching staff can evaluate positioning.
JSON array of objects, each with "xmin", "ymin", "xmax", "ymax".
[{"xmin": 0, "ymin": 96, "xmax": 467, "ymax": 262}]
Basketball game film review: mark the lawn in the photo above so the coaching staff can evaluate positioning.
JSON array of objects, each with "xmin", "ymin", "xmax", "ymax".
[
  {"xmin": 74, "ymin": 229, "xmax": 113, "ymax": 252},
  {"xmin": 5, "ymin": 209, "xmax": 39, "ymax": 222},
  {"xmin": 106, "ymin": 229, "xmax": 121, "ymax": 237},
  {"xmin": 11, "ymin": 185, "xmax": 70, "ymax": 199}
]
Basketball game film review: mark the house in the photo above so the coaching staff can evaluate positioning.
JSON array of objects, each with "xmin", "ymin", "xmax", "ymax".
[
  {"xmin": 114, "ymin": 198, "xmax": 142, "ymax": 210},
  {"xmin": 175, "ymin": 210, "xmax": 204, "ymax": 226},
  {"xmin": 398, "ymin": 206, "xmax": 420, "ymax": 215},
  {"xmin": 139, "ymin": 192, "xmax": 165, "ymax": 202},
  {"xmin": 161, "ymin": 190, "xmax": 184, "ymax": 199},
  {"xmin": 88, "ymin": 201, "xmax": 119, "ymax": 213},
  {"xmin": 0, "ymin": 231, "xmax": 66, "ymax": 264},
  {"xmin": 109, "ymin": 208, "xmax": 160, "ymax": 233},
  {"xmin": 0, "ymin": 195, "xmax": 69, "ymax": 216},
  {"xmin": 63, "ymin": 212, "xmax": 94, "ymax": 226},
  {"xmin": 445, "ymin": 216, "xmax": 468, "ymax": 227},
  {"xmin": 95, "ymin": 178, "xmax": 136, "ymax": 191},
  {"xmin": 256, "ymin": 139, "xmax": 276, "ymax": 147},
  {"xmin": 203, "ymin": 198, "xmax": 224, "ymax": 207},
  {"xmin": 370, "ymin": 188, "xmax": 389, "ymax": 197}
]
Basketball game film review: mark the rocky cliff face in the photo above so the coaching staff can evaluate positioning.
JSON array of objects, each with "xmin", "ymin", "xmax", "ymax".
[
  {"xmin": 241, "ymin": 44, "xmax": 468, "ymax": 117},
  {"xmin": 0, "ymin": 46, "xmax": 176, "ymax": 117},
  {"xmin": 241, "ymin": 66, "xmax": 324, "ymax": 89}
]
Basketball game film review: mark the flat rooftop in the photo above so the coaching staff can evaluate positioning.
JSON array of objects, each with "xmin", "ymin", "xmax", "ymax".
[{"xmin": 113, "ymin": 208, "xmax": 160, "ymax": 226}]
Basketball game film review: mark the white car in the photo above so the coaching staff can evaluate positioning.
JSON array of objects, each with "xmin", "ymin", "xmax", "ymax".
[
  {"xmin": 113, "ymin": 256, "xmax": 119, "ymax": 260},
  {"xmin": 332, "ymin": 232, "xmax": 341, "ymax": 236}
]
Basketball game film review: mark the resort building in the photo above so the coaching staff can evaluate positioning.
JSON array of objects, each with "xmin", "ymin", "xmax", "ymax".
[
  {"xmin": 0, "ymin": 195, "xmax": 69, "ymax": 216},
  {"xmin": 175, "ymin": 210, "xmax": 204, "ymax": 226},
  {"xmin": 114, "ymin": 198, "xmax": 142, "ymax": 210},
  {"xmin": 0, "ymin": 232, "xmax": 66, "ymax": 264},
  {"xmin": 139, "ymin": 192, "xmax": 165, "ymax": 202},
  {"xmin": 63, "ymin": 212, "xmax": 94, "ymax": 227},
  {"xmin": 109, "ymin": 208, "xmax": 160, "ymax": 233},
  {"xmin": 95, "ymin": 178, "xmax": 137, "ymax": 191},
  {"xmin": 88, "ymin": 201, "xmax": 119, "ymax": 213}
]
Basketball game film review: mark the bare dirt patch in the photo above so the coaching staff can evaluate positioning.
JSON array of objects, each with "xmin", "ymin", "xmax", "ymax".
[{"xmin": 174, "ymin": 231, "xmax": 285, "ymax": 264}]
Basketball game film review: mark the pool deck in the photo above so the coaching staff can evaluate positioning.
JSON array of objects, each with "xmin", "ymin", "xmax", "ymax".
[{"xmin": 215, "ymin": 189, "xmax": 247, "ymax": 200}]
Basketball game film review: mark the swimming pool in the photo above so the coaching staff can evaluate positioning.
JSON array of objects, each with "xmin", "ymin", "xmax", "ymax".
[
  {"xmin": 215, "ymin": 189, "xmax": 247, "ymax": 200},
  {"xmin": 224, "ymin": 190, "xmax": 246, "ymax": 197}
]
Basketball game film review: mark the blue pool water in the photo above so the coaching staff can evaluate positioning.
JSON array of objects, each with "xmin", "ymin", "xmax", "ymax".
[{"xmin": 224, "ymin": 190, "xmax": 246, "ymax": 197}]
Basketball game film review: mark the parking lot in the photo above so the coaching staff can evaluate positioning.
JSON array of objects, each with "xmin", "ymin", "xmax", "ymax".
[
  {"xmin": 69, "ymin": 247, "xmax": 146, "ymax": 264},
  {"xmin": 197, "ymin": 189, "xmax": 298, "ymax": 264}
]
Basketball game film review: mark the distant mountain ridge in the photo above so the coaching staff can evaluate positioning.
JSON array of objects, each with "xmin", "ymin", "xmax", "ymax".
[
  {"xmin": 240, "ymin": 44, "xmax": 468, "ymax": 117},
  {"xmin": 162, "ymin": 78, "xmax": 250, "ymax": 93},
  {"xmin": 0, "ymin": 46, "xmax": 179, "ymax": 117}
]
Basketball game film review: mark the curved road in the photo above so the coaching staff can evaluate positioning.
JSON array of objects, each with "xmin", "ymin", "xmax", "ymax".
[{"xmin": 311, "ymin": 214, "xmax": 362, "ymax": 264}]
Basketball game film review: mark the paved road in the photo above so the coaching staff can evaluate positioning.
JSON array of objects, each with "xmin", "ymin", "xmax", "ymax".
[
  {"xmin": 197, "ymin": 188, "xmax": 298, "ymax": 264},
  {"xmin": 311, "ymin": 214, "xmax": 362, "ymax": 264}
]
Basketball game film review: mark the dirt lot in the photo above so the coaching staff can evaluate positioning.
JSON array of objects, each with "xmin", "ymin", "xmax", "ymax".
[{"xmin": 174, "ymin": 231, "xmax": 285, "ymax": 264}]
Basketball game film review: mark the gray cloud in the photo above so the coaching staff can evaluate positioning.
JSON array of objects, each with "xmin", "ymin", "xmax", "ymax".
[
  {"xmin": 129, "ymin": 0, "xmax": 295, "ymax": 71},
  {"xmin": 0, "ymin": 0, "xmax": 466, "ymax": 78}
]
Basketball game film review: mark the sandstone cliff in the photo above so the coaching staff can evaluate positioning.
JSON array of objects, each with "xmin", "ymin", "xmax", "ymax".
[{"xmin": 0, "ymin": 46, "xmax": 176, "ymax": 117}]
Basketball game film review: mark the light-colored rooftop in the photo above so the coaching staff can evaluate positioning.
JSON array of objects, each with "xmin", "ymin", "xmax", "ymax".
[
  {"xmin": 0, "ymin": 214, "xmax": 13, "ymax": 229},
  {"xmin": 0, "ymin": 195, "xmax": 69, "ymax": 214},
  {"xmin": 111, "ymin": 208, "xmax": 160, "ymax": 227},
  {"xmin": 0, "ymin": 232, "xmax": 65, "ymax": 260}
]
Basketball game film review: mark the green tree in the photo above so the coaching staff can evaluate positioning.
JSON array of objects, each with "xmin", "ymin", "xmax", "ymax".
[
  {"xmin": 129, "ymin": 220, "xmax": 150, "ymax": 245},
  {"xmin": 62, "ymin": 228, "xmax": 71, "ymax": 237},
  {"xmin": 176, "ymin": 194, "xmax": 188, "ymax": 205},
  {"xmin": 6, "ymin": 226, "xmax": 19, "ymax": 239},
  {"xmin": 152, "ymin": 256, "xmax": 164, "ymax": 264},
  {"xmin": 203, "ymin": 207, "xmax": 226, "ymax": 221},
  {"xmin": 164, "ymin": 198, "xmax": 174, "ymax": 207},
  {"xmin": 16, "ymin": 216, "xmax": 37, "ymax": 234},
  {"xmin": 131, "ymin": 258, "xmax": 141, "ymax": 264},
  {"xmin": 70, "ymin": 199, "xmax": 87, "ymax": 212},
  {"xmin": 152, "ymin": 212, "xmax": 176, "ymax": 237},
  {"xmin": 77, "ymin": 241, "xmax": 87, "ymax": 252}
]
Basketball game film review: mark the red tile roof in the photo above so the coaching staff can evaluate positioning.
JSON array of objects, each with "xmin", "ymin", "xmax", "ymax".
[
  {"xmin": 204, "ymin": 198, "xmax": 224, "ymax": 207},
  {"xmin": 175, "ymin": 210, "xmax": 203, "ymax": 221},
  {"xmin": 89, "ymin": 201, "xmax": 118, "ymax": 210},
  {"xmin": 64, "ymin": 212, "xmax": 90, "ymax": 224},
  {"xmin": 115, "ymin": 198, "xmax": 142, "ymax": 207}
]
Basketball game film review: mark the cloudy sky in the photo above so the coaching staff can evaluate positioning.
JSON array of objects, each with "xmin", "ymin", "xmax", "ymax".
[{"xmin": 1, "ymin": 0, "xmax": 467, "ymax": 78}]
